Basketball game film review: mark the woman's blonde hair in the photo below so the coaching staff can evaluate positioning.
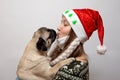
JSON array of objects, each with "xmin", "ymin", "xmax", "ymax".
[{"xmin": 50, "ymin": 29, "xmax": 86, "ymax": 60}]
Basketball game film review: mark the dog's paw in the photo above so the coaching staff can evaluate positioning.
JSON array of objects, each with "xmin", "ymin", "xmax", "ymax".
[
  {"xmin": 64, "ymin": 57, "xmax": 75, "ymax": 63},
  {"xmin": 58, "ymin": 57, "xmax": 75, "ymax": 65}
]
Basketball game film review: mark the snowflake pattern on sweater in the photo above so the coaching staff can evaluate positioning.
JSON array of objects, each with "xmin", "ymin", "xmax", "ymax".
[{"xmin": 52, "ymin": 60, "xmax": 89, "ymax": 80}]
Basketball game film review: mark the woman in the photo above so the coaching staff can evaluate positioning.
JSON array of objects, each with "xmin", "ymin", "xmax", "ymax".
[{"xmin": 47, "ymin": 8, "xmax": 107, "ymax": 80}]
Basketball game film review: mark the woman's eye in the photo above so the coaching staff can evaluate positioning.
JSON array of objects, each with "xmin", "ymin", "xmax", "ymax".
[
  {"xmin": 64, "ymin": 24, "xmax": 68, "ymax": 26},
  {"xmin": 64, "ymin": 21, "xmax": 69, "ymax": 26},
  {"xmin": 64, "ymin": 24, "xmax": 67, "ymax": 26}
]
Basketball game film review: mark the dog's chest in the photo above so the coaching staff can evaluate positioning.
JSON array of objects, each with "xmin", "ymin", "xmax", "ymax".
[{"xmin": 25, "ymin": 53, "xmax": 50, "ymax": 72}]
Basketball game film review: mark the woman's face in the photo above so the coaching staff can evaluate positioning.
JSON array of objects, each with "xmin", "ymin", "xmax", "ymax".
[{"xmin": 57, "ymin": 16, "xmax": 71, "ymax": 38}]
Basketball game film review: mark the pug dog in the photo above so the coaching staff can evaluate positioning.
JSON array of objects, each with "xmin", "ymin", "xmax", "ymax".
[{"xmin": 16, "ymin": 27, "xmax": 74, "ymax": 80}]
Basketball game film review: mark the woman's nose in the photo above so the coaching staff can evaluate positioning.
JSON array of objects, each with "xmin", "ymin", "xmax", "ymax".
[{"xmin": 57, "ymin": 24, "xmax": 62, "ymax": 31}]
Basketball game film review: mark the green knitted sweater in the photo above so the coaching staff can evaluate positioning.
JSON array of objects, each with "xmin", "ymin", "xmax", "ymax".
[{"xmin": 52, "ymin": 59, "xmax": 89, "ymax": 80}]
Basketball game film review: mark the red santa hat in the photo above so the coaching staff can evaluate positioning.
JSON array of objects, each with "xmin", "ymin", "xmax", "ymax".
[{"xmin": 63, "ymin": 8, "xmax": 107, "ymax": 54}]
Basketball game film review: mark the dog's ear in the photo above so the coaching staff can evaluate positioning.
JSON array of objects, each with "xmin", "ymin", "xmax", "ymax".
[{"xmin": 36, "ymin": 37, "xmax": 47, "ymax": 51}]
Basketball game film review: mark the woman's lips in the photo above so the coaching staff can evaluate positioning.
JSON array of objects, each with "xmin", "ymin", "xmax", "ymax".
[
  {"xmin": 57, "ymin": 32, "xmax": 60, "ymax": 38},
  {"xmin": 57, "ymin": 32, "xmax": 60, "ymax": 35}
]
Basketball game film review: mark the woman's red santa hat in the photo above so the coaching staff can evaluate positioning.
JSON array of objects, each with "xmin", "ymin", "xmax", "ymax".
[{"xmin": 63, "ymin": 8, "xmax": 107, "ymax": 54}]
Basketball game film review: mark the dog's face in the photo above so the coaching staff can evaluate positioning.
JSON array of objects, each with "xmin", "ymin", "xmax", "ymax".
[{"xmin": 33, "ymin": 27, "xmax": 56, "ymax": 51}]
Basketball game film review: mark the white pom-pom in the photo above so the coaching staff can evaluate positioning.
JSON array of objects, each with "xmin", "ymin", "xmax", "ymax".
[{"xmin": 97, "ymin": 44, "xmax": 107, "ymax": 55}]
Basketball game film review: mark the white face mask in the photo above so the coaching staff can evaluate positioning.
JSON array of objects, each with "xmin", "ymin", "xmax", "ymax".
[{"xmin": 57, "ymin": 36, "xmax": 69, "ymax": 49}]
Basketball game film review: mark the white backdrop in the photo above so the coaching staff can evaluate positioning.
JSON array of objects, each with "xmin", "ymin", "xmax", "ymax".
[{"xmin": 0, "ymin": 0, "xmax": 120, "ymax": 80}]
